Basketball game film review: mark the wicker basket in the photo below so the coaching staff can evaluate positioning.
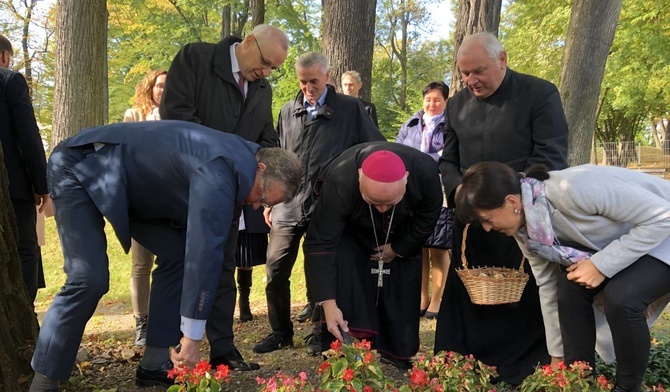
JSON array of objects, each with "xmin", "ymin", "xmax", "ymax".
[{"xmin": 456, "ymin": 224, "xmax": 529, "ymax": 305}]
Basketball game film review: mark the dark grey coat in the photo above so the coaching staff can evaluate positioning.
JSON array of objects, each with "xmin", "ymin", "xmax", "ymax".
[{"xmin": 159, "ymin": 35, "xmax": 277, "ymax": 148}]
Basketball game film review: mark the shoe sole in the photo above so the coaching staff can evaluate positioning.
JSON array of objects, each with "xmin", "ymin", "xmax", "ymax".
[{"xmin": 252, "ymin": 343, "xmax": 294, "ymax": 354}]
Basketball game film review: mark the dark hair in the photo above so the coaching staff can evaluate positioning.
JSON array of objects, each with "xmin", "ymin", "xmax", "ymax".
[
  {"xmin": 256, "ymin": 148, "xmax": 302, "ymax": 201},
  {"xmin": 422, "ymin": 81, "xmax": 449, "ymax": 99},
  {"xmin": 0, "ymin": 34, "xmax": 13, "ymax": 56},
  {"xmin": 455, "ymin": 162, "xmax": 550, "ymax": 223}
]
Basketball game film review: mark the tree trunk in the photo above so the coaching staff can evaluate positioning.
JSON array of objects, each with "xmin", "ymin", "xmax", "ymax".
[
  {"xmin": 559, "ymin": 0, "xmax": 622, "ymax": 166},
  {"xmin": 0, "ymin": 148, "xmax": 39, "ymax": 391},
  {"xmin": 21, "ymin": 0, "xmax": 36, "ymax": 97},
  {"xmin": 251, "ymin": 0, "xmax": 265, "ymax": 26},
  {"xmin": 52, "ymin": 0, "xmax": 107, "ymax": 145},
  {"xmin": 221, "ymin": 5, "xmax": 231, "ymax": 40},
  {"xmin": 322, "ymin": 0, "xmax": 377, "ymax": 101},
  {"xmin": 450, "ymin": 0, "xmax": 502, "ymax": 95},
  {"xmin": 650, "ymin": 117, "xmax": 662, "ymax": 148}
]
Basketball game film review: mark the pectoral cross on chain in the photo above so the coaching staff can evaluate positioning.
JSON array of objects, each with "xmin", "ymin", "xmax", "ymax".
[{"xmin": 371, "ymin": 258, "xmax": 390, "ymax": 287}]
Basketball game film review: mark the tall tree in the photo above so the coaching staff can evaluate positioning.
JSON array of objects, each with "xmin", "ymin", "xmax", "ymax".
[
  {"xmin": 252, "ymin": 0, "xmax": 265, "ymax": 26},
  {"xmin": 52, "ymin": 0, "xmax": 107, "ymax": 144},
  {"xmin": 0, "ymin": 149, "xmax": 39, "ymax": 391},
  {"xmin": 450, "ymin": 0, "xmax": 502, "ymax": 94},
  {"xmin": 559, "ymin": 0, "xmax": 622, "ymax": 166},
  {"xmin": 322, "ymin": 0, "xmax": 377, "ymax": 100},
  {"xmin": 373, "ymin": 0, "xmax": 450, "ymax": 137}
]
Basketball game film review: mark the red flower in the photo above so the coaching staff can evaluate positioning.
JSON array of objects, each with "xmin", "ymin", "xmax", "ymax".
[
  {"xmin": 410, "ymin": 368, "xmax": 428, "ymax": 386},
  {"xmin": 192, "ymin": 360, "xmax": 211, "ymax": 376},
  {"xmin": 597, "ymin": 375, "xmax": 610, "ymax": 387},
  {"xmin": 355, "ymin": 339, "xmax": 372, "ymax": 350},
  {"xmin": 363, "ymin": 352, "xmax": 374, "ymax": 364},
  {"xmin": 330, "ymin": 340, "xmax": 343, "ymax": 351},
  {"xmin": 342, "ymin": 368, "xmax": 354, "ymax": 382},
  {"xmin": 215, "ymin": 364, "xmax": 230, "ymax": 380},
  {"xmin": 317, "ymin": 361, "xmax": 332, "ymax": 374},
  {"xmin": 167, "ymin": 367, "xmax": 179, "ymax": 380}
]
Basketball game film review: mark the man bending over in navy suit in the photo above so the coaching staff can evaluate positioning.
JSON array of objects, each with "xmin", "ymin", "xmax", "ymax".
[{"xmin": 29, "ymin": 120, "xmax": 301, "ymax": 392}]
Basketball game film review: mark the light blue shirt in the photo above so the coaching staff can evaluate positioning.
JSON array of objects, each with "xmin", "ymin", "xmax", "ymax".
[{"xmin": 303, "ymin": 90, "xmax": 328, "ymax": 121}]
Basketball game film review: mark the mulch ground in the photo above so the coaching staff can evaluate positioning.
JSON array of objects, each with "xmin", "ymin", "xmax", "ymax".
[{"xmin": 53, "ymin": 304, "xmax": 430, "ymax": 391}]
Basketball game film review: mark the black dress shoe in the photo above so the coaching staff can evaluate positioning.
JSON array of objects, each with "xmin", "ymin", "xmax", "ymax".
[
  {"xmin": 424, "ymin": 311, "xmax": 438, "ymax": 319},
  {"xmin": 135, "ymin": 360, "xmax": 174, "ymax": 387},
  {"xmin": 253, "ymin": 333, "xmax": 294, "ymax": 353},
  {"xmin": 611, "ymin": 385, "xmax": 641, "ymax": 392},
  {"xmin": 304, "ymin": 333, "xmax": 321, "ymax": 356},
  {"xmin": 380, "ymin": 353, "xmax": 412, "ymax": 370},
  {"xmin": 295, "ymin": 302, "xmax": 314, "ymax": 323},
  {"xmin": 210, "ymin": 348, "xmax": 260, "ymax": 371}
]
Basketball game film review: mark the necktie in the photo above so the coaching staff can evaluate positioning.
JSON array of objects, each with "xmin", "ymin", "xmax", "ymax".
[{"xmin": 237, "ymin": 72, "xmax": 245, "ymax": 101}]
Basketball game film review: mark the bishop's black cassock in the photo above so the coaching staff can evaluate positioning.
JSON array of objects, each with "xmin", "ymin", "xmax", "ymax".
[{"xmin": 304, "ymin": 142, "xmax": 442, "ymax": 360}]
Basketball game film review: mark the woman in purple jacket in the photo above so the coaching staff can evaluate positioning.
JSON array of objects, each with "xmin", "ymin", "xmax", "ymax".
[{"xmin": 396, "ymin": 81, "xmax": 453, "ymax": 319}]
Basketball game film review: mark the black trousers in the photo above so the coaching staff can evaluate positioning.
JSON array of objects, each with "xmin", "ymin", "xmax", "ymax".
[
  {"xmin": 11, "ymin": 197, "xmax": 41, "ymax": 303},
  {"xmin": 265, "ymin": 224, "xmax": 310, "ymax": 336},
  {"xmin": 557, "ymin": 255, "xmax": 670, "ymax": 391}
]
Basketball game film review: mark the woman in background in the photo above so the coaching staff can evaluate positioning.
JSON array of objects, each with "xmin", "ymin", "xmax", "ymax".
[
  {"xmin": 396, "ymin": 81, "xmax": 452, "ymax": 319},
  {"xmin": 123, "ymin": 69, "xmax": 167, "ymax": 345},
  {"xmin": 456, "ymin": 161, "xmax": 670, "ymax": 392}
]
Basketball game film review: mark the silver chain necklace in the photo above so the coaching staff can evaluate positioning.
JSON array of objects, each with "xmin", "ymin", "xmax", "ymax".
[{"xmin": 369, "ymin": 204, "xmax": 395, "ymax": 287}]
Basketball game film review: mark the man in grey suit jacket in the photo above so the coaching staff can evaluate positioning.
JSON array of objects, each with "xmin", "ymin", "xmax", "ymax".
[{"xmin": 29, "ymin": 121, "xmax": 301, "ymax": 392}]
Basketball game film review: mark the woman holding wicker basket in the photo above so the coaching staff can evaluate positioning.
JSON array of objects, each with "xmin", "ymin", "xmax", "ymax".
[{"xmin": 456, "ymin": 161, "xmax": 670, "ymax": 392}]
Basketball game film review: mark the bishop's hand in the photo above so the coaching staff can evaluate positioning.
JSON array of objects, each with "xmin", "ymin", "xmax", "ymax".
[
  {"xmin": 370, "ymin": 243, "xmax": 397, "ymax": 263},
  {"xmin": 322, "ymin": 299, "xmax": 349, "ymax": 343}
]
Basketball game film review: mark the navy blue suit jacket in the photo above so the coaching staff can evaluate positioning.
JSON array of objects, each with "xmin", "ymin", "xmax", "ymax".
[{"xmin": 53, "ymin": 120, "xmax": 260, "ymax": 320}]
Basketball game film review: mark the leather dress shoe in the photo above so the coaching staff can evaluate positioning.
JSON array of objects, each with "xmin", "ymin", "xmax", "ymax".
[
  {"xmin": 295, "ymin": 302, "xmax": 314, "ymax": 323},
  {"xmin": 135, "ymin": 360, "xmax": 174, "ymax": 387},
  {"xmin": 210, "ymin": 348, "xmax": 260, "ymax": 371},
  {"xmin": 253, "ymin": 333, "xmax": 294, "ymax": 353},
  {"xmin": 304, "ymin": 333, "xmax": 321, "ymax": 356},
  {"xmin": 424, "ymin": 311, "xmax": 438, "ymax": 320}
]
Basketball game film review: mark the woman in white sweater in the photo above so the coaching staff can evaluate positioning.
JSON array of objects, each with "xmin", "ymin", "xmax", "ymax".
[{"xmin": 455, "ymin": 161, "xmax": 670, "ymax": 392}]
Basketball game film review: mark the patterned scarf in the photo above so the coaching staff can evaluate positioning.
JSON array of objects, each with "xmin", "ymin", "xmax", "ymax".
[
  {"xmin": 517, "ymin": 177, "xmax": 591, "ymax": 266},
  {"xmin": 420, "ymin": 112, "xmax": 444, "ymax": 154}
]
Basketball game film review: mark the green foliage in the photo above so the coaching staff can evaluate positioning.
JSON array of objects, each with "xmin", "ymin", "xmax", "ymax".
[
  {"xmin": 317, "ymin": 339, "xmax": 396, "ymax": 391},
  {"xmin": 373, "ymin": 0, "xmax": 451, "ymax": 139},
  {"xmin": 501, "ymin": 0, "xmax": 670, "ymax": 147},
  {"xmin": 520, "ymin": 361, "xmax": 611, "ymax": 392},
  {"xmin": 597, "ymin": 339, "xmax": 670, "ymax": 387},
  {"xmin": 501, "ymin": 0, "xmax": 571, "ymax": 85}
]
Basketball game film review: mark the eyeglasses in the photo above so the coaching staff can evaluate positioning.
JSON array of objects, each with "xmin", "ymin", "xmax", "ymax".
[
  {"xmin": 259, "ymin": 176, "xmax": 270, "ymax": 208},
  {"xmin": 251, "ymin": 34, "xmax": 279, "ymax": 71}
]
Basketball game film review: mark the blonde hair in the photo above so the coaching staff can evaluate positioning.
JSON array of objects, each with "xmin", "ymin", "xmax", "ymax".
[{"xmin": 133, "ymin": 69, "xmax": 167, "ymax": 116}]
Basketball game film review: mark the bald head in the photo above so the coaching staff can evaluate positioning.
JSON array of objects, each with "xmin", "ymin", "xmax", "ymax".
[{"xmin": 359, "ymin": 171, "xmax": 408, "ymax": 213}]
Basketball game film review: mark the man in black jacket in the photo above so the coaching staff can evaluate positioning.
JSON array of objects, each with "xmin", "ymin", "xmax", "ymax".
[
  {"xmin": 0, "ymin": 34, "xmax": 50, "ymax": 303},
  {"xmin": 253, "ymin": 51, "xmax": 385, "ymax": 356},
  {"xmin": 159, "ymin": 25, "xmax": 289, "ymax": 375}
]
